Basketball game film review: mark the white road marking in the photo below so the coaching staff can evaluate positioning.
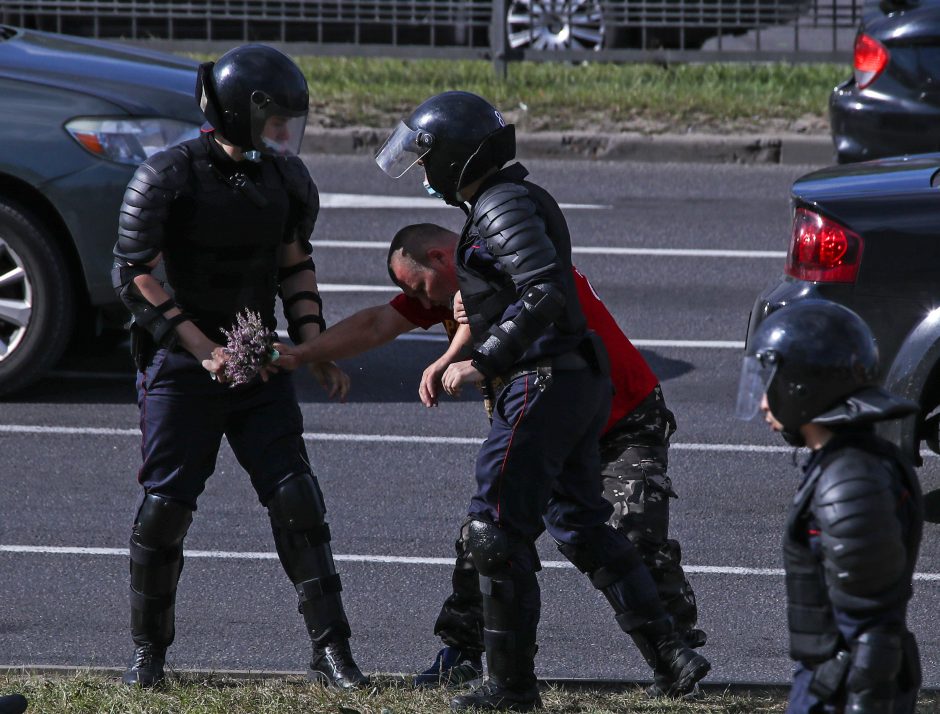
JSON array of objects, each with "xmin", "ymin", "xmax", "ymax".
[
  {"xmin": 2, "ymin": 425, "xmax": 933, "ymax": 460},
  {"xmin": 0, "ymin": 545, "xmax": 936, "ymax": 581},
  {"xmin": 318, "ymin": 193, "xmax": 609, "ymax": 210},
  {"xmin": 311, "ymin": 239, "xmax": 785, "ymax": 259}
]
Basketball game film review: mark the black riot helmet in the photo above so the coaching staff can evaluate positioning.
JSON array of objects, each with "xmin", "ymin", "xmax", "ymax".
[
  {"xmin": 196, "ymin": 44, "xmax": 309, "ymax": 158},
  {"xmin": 375, "ymin": 91, "xmax": 516, "ymax": 204},
  {"xmin": 735, "ymin": 300, "xmax": 916, "ymax": 437}
]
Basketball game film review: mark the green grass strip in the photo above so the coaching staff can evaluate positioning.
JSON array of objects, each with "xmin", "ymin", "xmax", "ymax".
[
  {"xmin": 2, "ymin": 673, "xmax": 939, "ymax": 714},
  {"xmin": 192, "ymin": 55, "xmax": 848, "ymax": 132}
]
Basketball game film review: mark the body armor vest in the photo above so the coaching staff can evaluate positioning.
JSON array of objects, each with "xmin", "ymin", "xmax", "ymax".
[
  {"xmin": 162, "ymin": 135, "xmax": 292, "ymax": 342},
  {"xmin": 784, "ymin": 433, "xmax": 921, "ymax": 664},
  {"xmin": 457, "ymin": 165, "xmax": 585, "ymax": 355}
]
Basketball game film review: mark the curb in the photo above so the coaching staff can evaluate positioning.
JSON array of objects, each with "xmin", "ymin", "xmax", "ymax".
[{"xmin": 301, "ymin": 128, "xmax": 834, "ymax": 166}]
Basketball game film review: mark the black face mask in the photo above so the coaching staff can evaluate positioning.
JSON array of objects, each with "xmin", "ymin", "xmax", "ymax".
[{"xmin": 782, "ymin": 429, "xmax": 806, "ymax": 447}]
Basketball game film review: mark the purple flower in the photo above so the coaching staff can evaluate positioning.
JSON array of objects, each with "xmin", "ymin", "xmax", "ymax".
[{"xmin": 220, "ymin": 309, "xmax": 276, "ymax": 386}]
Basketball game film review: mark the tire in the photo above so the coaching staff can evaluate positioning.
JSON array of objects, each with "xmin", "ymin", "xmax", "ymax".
[{"xmin": 0, "ymin": 198, "xmax": 76, "ymax": 397}]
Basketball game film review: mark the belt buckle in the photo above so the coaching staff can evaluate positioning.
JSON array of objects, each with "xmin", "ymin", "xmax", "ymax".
[{"xmin": 535, "ymin": 360, "xmax": 553, "ymax": 393}]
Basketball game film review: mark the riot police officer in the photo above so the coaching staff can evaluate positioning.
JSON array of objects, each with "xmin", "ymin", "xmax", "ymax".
[
  {"xmin": 111, "ymin": 44, "xmax": 367, "ymax": 689},
  {"xmin": 737, "ymin": 300, "xmax": 922, "ymax": 714},
  {"xmin": 376, "ymin": 91, "xmax": 709, "ymax": 711}
]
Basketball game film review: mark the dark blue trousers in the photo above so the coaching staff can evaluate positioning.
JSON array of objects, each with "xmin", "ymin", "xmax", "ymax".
[
  {"xmin": 136, "ymin": 348, "xmax": 312, "ymax": 509},
  {"xmin": 470, "ymin": 367, "xmax": 660, "ymax": 615}
]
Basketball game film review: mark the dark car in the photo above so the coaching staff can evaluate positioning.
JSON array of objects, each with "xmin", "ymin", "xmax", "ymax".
[
  {"xmin": 830, "ymin": 0, "xmax": 940, "ymax": 163},
  {"xmin": 3, "ymin": 0, "xmax": 811, "ymax": 52},
  {"xmin": 746, "ymin": 153, "xmax": 940, "ymax": 463},
  {"xmin": 0, "ymin": 25, "xmax": 201, "ymax": 396}
]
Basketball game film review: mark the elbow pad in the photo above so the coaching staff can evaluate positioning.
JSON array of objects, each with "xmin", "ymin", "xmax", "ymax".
[
  {"xmin": 471, "ymin": 283, "xmax": 566, "ymax": 377},
  {"xmin": 112, "ymin": 258, "xmax": 184, "ymax": 346}
]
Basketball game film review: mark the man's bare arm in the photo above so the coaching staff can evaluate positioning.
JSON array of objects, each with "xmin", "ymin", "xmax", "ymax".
[{"xmin": 300, "ymin": 304, "xmax": 417, "ymax": 363}]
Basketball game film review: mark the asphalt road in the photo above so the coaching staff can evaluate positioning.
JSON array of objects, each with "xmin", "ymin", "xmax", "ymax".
[{"xmin": 2, "ymin": 155, "xmax": 938, "ymax": 688}]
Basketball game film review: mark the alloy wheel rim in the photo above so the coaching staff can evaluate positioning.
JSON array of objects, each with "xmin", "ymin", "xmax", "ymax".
[
  {"xmin": 0, "ymin": 237, "xmax": 32, "ymax": 362},
  {"xmin": 507, "ymin": 0, "xmax": 605, "ymax": 51}
]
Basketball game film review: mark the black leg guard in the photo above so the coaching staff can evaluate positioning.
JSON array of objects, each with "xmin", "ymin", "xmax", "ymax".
[
  {"xmin": 435, "ymin": 525, "xmax": 484, "ymax": 654},
  {"xmin": 124, "ymin": 493, "xmax": 193, "ymax": 687},
  {"xmin": 451, "ymin": 520, "xmax": 542, "ymax": 712},
  {"xmin": 267, "ymin": 471, "xmax": 367, "ymax": 689}
]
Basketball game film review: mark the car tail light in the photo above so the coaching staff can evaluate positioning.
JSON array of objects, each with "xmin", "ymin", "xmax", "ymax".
[
  {"xmin": 786, "ymin": 208, "xmax": 863, "ymax": 283},
  {"xmin": 854, "ymin": 33, "xmax": 889, "ymax": 89}
]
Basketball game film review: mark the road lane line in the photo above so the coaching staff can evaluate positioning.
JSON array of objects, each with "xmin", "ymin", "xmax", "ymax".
[
  {"xmin": 311, "ymin": 239, "xmax": 785, "ymax": 259},
  {"xmin": 0, "ymin": 425, "xmax": 909, "ymax": 456},
  {"xmin": 0, "ymin": 425, "xmax": 786, "ymax": 450},
  {"xmin": 0, "ymin": 545, "xmax": 937, "ymax": 580},
  {"xmin": 318, "ymin": 193, "xmax": 610, "ymax": 210}
]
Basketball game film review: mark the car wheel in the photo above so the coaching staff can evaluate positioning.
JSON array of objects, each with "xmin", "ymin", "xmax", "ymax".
[
  {"xmin": 0, "ymin": 198, "xmax": 76, "ymax": 397},
  {"xmin": 507, "ymin": 0, "xmax": 606, "ymax": 50}
]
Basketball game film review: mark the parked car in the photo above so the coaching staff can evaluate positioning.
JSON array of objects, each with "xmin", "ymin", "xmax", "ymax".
[
  {"xmin": 830, "ymin": 0, "xmax": 940, "ymax": 163},
  {"xmin": 746, "ymin": 152, "xmax": 940, "ymax": 464},
  {"xmin": 2, "ymin": 0, "xmax": 813, "ymax": 52},
  {"xmin": 0, "ymin": 24, "xmax": 201, "ymax": 396}
]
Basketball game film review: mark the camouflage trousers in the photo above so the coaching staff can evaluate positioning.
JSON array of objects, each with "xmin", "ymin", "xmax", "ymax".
[{"xmin": 433, "ymin": 384, "xmax": 701, "ymax": 654}]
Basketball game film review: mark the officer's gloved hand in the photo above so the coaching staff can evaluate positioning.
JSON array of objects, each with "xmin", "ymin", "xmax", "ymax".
[{"xmin": 845, "ymin": 688, "xmax": 895, "ymax": 714}]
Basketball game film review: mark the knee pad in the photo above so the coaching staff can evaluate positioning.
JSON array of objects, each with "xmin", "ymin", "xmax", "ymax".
[
  {"xmin": 266, "ymin": 471, "xmax": 327, "ymax": 535},
  {"xmin": 466, "ymin": 519, "xmax": 512, "ymax": 577},
  {"xmin": 134, "ymin": 493, "xmax": 193, "ymax": 548}
]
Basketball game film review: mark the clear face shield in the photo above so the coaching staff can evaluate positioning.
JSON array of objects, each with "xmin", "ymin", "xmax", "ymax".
[
  {"xmin": 249, "ymin": 93, "xmax": 308, "ymax": 158},
  {"xmin": 375, "ymin": 121, "xmax": 434, "ymax": 179},
  {"xmin": 734, "ymin": 351, "xmax": 778, "ymax": 421}
]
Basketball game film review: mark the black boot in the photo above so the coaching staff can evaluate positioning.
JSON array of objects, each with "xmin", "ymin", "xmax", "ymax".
[
  {"xmin": 122, "ymin": 643, "xmax": 167, "ymax": 687},
  {"xmin": 308, "ymin": 639, "xmax": 370, "ymax": 689},
  {"xmin": 0, "ymin": 694, "xmax": 28, "ymax": 714},
  {"xmin": 450, "ymin": 637, "xmax": 541, "ymax": 712},
  {"xmin": 629, "ymin": 616, "xmax": 710, "ymax": 697}
]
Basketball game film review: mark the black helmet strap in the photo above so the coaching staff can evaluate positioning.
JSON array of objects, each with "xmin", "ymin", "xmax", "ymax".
[{"xmin": 457, "ymin": 125, "xmax": 516, "ymax": 197}]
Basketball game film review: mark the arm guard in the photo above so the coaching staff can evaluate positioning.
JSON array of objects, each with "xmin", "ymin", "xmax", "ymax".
[
  {"xmin": 468, "ymin": 184, "xmax": 566, "ymax": 376},
  {"xmin": 112, "ymin": 146, "xmax": 191, "ymax": 345},
  {"xmin": 812, "ymin": 450, "xmax": 907, "ymax": 607},
  {"xmin": 278, "ymin": 155, "xmax": 319, "ymax": 255},
  {"xmin": 845, "ymin": 629, "xmax": 904, "ymax": 713},
  {"xmin": 278, "ymin": 258, "xmax": 325, "ymax": 343}
]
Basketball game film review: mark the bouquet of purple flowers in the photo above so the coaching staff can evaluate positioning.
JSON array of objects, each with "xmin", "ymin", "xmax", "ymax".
[{"xmin": 219, "ymin": 309, "xmax": 278, "ymax": 386}]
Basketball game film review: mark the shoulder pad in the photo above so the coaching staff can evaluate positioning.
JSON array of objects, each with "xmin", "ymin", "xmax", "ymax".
[
  {"xmin": 473, "ymin": 183, "xmax": 539, "ymax": 246},
  {"xmin": 115, "ymin": 145, "xmax": 191, "ymax": 263},
  {"xmin": 276, "ymin": 156, "xmax": 319, "ymax": 246},
  {"xmin": 813, "ymin": 448, "xmax": 907, "ymax": 601},
  {"xmin": 471, "ymin": 181, "xmax": 557, "ymax": 280}
]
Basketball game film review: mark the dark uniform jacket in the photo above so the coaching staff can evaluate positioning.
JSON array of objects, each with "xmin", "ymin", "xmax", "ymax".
[{"xmin": 784, "ymin": 429, "xmax": 922, "ymax": 699}]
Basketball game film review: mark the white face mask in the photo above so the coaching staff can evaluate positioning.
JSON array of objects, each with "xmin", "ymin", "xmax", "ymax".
[{"xmin": 423, "ymin": 177, "xmax": 445, "ymax": 201}]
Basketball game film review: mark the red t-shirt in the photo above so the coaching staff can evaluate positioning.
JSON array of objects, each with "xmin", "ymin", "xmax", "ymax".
[{"xmin": 388, "ymin": 267, "xmax": 659, "ymax": 433}]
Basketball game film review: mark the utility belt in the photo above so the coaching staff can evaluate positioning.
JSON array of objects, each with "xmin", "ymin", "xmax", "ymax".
[{"xmin": 482, "ymin": 332, "xmax": 610, "ymax": 419}]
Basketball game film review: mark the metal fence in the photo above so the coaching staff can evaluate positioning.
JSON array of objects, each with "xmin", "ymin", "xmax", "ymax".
[{"xmin": 0, "ymin": 0, "xmax": 861, "ymax": 63}]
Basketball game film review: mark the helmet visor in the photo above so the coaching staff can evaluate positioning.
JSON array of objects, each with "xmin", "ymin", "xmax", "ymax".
[
  {"xmin": 250, "ymin": 98, "xmax": 307, "ymax": 157},
  {"xmin": 734, "ymin": 354, "xmax": 777, "ymax": 421},
  {"xmin": 375, "ymin": 121, "xmax": 433, "ymax": 179}
]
